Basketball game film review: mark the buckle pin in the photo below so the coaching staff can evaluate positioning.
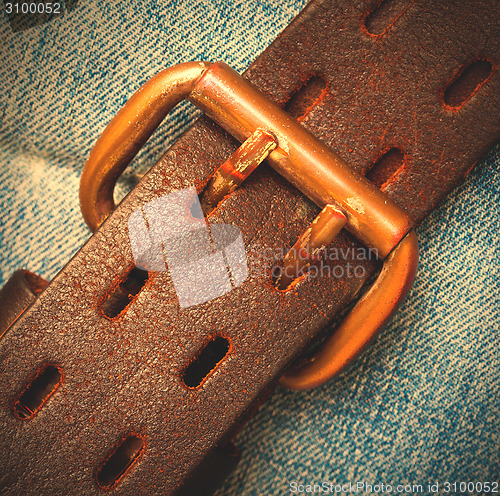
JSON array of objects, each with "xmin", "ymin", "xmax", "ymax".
[
  {"xmin": 276, "ymin": 204, "xmax": 347, "ymax": 291},
  {"xmin": 200, "ymin": 129, "xmax": 277, "ymax": 214}
]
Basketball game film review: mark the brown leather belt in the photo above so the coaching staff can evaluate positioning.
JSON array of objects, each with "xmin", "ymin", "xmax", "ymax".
[{"xmin": 1, "ymin": 1, "xmax": 499, "ymax": 494}]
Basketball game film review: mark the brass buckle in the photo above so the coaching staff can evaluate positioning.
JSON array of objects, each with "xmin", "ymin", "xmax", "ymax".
[{"xmin": 79, "ymin": 61, "xmax": 419, "ymax": 390}]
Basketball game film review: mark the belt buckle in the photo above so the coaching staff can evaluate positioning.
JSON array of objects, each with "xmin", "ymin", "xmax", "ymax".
[{"xmin": 79, "ymin": 61, "xmax": 419, "ymax": 390}]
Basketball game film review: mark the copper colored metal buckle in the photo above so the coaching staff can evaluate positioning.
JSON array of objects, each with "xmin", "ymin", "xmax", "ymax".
[{"xmin": 79, "ymin": 61, "xmax": 419, "ymax": 390}]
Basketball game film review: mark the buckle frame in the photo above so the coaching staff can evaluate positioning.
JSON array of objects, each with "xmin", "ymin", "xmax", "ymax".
[{"xmin": 79, "ymin": 61, "xmax": 418, "ymax": 390}]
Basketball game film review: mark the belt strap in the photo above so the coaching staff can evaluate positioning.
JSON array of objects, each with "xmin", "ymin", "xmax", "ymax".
[
  {"xmin": 0, "ymin": 270, "xmax": 48, "ymax": 338},
  {"xmin": 1, "ymin": 0, "xmax": 499, "ymax": 494}
]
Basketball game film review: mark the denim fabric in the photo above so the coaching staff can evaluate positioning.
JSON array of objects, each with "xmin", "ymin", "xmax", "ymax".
[{"xmin": 0, "ymin": 1, "xmax": 498, "ymax": 495}]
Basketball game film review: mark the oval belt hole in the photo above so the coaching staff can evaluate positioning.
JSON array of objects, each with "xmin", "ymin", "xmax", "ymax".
[
  {"xmin": 444, "ymin": 60, "xmax": 493, "ymax": 109},
  {"xmin": 285, "ymin": 75, "xmax": 328, "ymax": 122},
  {"xmin": 364, "ymin": 0, "xmax": 413, "ymax": 36},
  {"xmin": 97, "ymin": 434, "xmax": 145, "ymax": 489},
  {"xmin": 13, "ymin": 365, "xmax": 62, "ymax": 419},
  {"xmin": 367, "ymin": 148, "xmax": 405, "ymax": 188},
  {"xmin": 101, "ymin": 267, "xmax": 149, "ymax": 318},
  {"xmin": 183, "ymin": 337, "xmax": 230, "ymax": 388}
]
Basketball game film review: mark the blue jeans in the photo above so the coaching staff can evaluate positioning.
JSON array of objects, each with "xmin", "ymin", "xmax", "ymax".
[{"xmin": 0, "ymin": 1, "xmax": 498, "ymax": 494}]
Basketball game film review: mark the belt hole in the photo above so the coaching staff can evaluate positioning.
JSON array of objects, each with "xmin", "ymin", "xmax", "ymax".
[
  {"xmin": 366, "ymin": 148, "xmax": 405, "ymax": 188},
  {"xmin": 97, "ymin": 434, "xmax": 145, "ymax": 489},
  {"xmin": 183, "ymin": 336, "xmax": 230, "ymax": 388},
  {"xmin": 364, "ymin": 0, "xmax": 414, "ymax": 36},
  {"xmin": 101, "ymin": 267, "xmax": 149, "ymax": 319},
  {"xmin": 443, "ymin": 59, "xmax": 493, "ymax": 109},
  {"xmin": 13, "ymin": 365, "xmax": 63, "ymax": 419},
  {"xmin": 284, "ymin": 74, "xmax": 328, "ymax": 122}
]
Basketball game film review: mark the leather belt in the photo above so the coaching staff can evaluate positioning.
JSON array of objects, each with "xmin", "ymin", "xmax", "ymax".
[{"xmin": 0, "ymin": 0, "xmax": 499, "ymax": 494}]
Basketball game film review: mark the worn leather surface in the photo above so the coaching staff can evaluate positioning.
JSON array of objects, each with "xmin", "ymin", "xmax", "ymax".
[{"xmin": 1, "ymin": 1, "xmax": 499, "ymax": 495}]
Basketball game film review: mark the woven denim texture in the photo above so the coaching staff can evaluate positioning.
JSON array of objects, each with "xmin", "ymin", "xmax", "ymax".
[{"xmin": 0, "ymin": 1, "xmax": 498, "ymax": 495}]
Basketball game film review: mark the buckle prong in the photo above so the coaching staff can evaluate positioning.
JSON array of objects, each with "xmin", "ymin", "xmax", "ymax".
[
  {"xmin": 276, "ymin": 204, "xmax": 347, "ymax": 291},
  {"xmin": 200, "ymin": 129, "xmax": 277, "ymax": 214}
]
